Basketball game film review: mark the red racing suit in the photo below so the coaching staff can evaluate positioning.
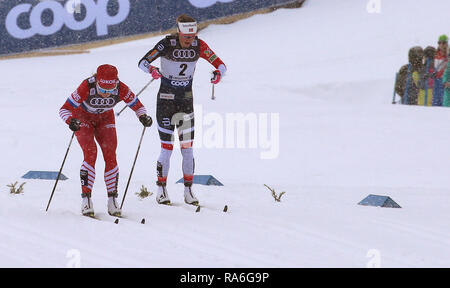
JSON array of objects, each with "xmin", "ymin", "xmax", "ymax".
[{"xmin": 59, "ymin": 76, "xmax": 147, "ymax": 196}]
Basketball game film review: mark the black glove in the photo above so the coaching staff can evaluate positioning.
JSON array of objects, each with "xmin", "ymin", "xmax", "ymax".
[
  {"xmin": 69, "ymin": 118, "xmax": 81, "ymax": 132},
  {"xmin": 139, "ymin": 114, "xmax": 153, "ymax": 127}
]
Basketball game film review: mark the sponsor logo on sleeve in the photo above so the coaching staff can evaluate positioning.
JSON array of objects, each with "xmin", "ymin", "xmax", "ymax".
[
  {"xmin": 204, "ymin": 48, "xmax": 212, "ymax": 56},
  {"xmin": 147, "ymin": 50, "xmax": 159, "ymax": 60},
  {"xmin": 72, "ymin": 91, "xmax": 81, "ymax": 102},
  {"xmin": 124, "ymin": 90, "xmax": 133, "ymax": 100},
  {"xmin": 208, "ymin": 54, "xmax": 217, "ymax": 63}
]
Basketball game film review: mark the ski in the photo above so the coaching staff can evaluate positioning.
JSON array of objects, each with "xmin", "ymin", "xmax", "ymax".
[
  {"xmin": 82, "ymin": 213, "xmax": 145, "ymax": 224},
  {"xmin": 83, "ymin": 213, "xmax": 101, "ymax": 221},
  {"xmin": 157, "ymin": 202, "xmax": 197, "ymax": 212},
  {"xmin": 110, "ymin": 214, "xmax": 146, "ymax": 225},
  {"xmin": 160, "ymin": 202, "xmax": 228, "ymax": 213},
  {"xmin": 194, "ymin": 204, "xmax": 228, "ymax": 213}
]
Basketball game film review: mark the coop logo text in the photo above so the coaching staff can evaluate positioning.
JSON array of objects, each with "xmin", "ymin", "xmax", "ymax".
[{"xmin": 5, "ymin": 0, "xmax": 130, "ymax": 40}]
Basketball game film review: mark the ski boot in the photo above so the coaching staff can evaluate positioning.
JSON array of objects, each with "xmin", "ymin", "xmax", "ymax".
[
  {"xmin": 107, "ymin": 192, "xmax": 121, "ymax": 217},
  {"xmin": 81, "ymin": 193, "xmax": 94, "ymax": 217},
  {"xmin": 184, "ymin": 183, "xmax": 199, "ymax": 206},
  {"xmin": 156, "ymin": 181, "xmax": 170, "ymax": 205}
]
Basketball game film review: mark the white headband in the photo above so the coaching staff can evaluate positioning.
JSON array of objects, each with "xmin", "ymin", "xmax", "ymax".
[{"xmin": 177, "ymin": 22, "xmax": 197, "ymax": 34}]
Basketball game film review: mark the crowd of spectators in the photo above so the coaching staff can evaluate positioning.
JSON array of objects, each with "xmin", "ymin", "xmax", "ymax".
[{"xmin": 395, "ymin": 35, "xmax": 449, "ymax": 106}]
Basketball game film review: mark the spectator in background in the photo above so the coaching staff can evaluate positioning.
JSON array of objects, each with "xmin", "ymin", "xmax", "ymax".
[
  {"xmin": 418, "ymin": 46, "xmax": 436, "ymax": 106},
  {"xmin": 432, "ymin": 34, "xmax": 448, "ymax": 106},
  {"xmin": 395, "ymin": 46, "xmax": 424, "ymax": 105},
  {"xmin": 443, "ymin": 55, "xmax": 450, "ymax": 106}
]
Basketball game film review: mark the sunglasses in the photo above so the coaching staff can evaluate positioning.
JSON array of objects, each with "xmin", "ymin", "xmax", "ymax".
[
  {"xmin": 439, "ymin": 41, "xmax": 448, "ymax": 45},
  {"xmin": 181, "ymin": 34, "xmax": 196, "ymax": 40},
  {"xmin": 97, "ymin": 83, "xmax": 116, "ymax": 94}
]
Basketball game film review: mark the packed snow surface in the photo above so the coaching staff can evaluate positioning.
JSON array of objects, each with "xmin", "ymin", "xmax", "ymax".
[{"xmin": 0, "ymin": 0, "xmax": 449, "ymax": 267}]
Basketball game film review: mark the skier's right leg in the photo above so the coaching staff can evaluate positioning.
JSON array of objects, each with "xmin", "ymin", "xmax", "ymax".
[
  {"xmin": 156, "ymin": 148, "xmax": 172, "ymax": 204},
  {"xmin": 155, "ymin": 94, "xmax": 176, "ymax": 204},
  {"xmin": 74, "ymin": 113, "xmax": 97, "ymax": 215}
]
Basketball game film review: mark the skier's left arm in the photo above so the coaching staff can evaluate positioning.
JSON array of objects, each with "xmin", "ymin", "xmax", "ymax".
[{"xmin": 199, "ymin": 39, "xmax": 227, "ymax": 84}]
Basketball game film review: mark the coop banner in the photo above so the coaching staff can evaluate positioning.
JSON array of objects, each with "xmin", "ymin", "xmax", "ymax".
[{"xmin": 0, "ymin": 0, "xmax": 300, "ymax": 56}]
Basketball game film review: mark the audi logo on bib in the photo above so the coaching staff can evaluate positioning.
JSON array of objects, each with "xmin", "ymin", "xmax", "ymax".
[
  {"xmin": 90, "ymin": 98, "xmax": 116, "ymax": 106},
  {"xmin": 173, "ymin": 49, "xmax": 196, "ymax": 59}
]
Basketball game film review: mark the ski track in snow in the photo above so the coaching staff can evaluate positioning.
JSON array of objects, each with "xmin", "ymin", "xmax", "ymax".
[{"xmin": 0, "ymin": 0, "xmax": 450, "ymax": 267}]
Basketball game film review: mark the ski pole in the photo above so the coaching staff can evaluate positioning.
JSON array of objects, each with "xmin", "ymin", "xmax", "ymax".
[
  {"xmin": 210, "ymin": 70, "xmax": 216, "ymax": 100},
  {"xmin": 120, "ymin": 126, "xmax": 146, "ymax": 210},
  {"xmin": 46, "ymin": 132, "xmax": 75, "ymax": 212},
  {"xmin": 116, "ymin": 79, "xmax": 154, "ymax": 117}
]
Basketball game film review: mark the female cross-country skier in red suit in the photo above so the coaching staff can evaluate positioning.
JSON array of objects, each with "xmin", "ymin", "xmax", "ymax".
[{"xmin": 59, "ymin": 64, "xmax": 153, "ymax": 217}]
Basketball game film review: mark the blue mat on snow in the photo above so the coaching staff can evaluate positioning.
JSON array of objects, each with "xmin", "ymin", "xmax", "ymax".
[
  {"xmin": 22, "ymin": 171, "xmax": 68, "ymax": 180},
  {"xmin": 176, "ymin": 175, "xmax": 223, "ymax": 186},
  {"xmin": 358, "ymin": 194, "xmax": 401, "ymax": 208}
]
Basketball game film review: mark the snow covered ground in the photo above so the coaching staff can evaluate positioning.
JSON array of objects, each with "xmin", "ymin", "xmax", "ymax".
[{"xmin": 0, "ymin": 0, "xmax": 449, "ymax": 267}]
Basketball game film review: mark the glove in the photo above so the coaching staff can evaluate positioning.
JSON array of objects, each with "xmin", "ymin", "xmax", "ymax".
[
  {"xmin": 69, "ymin": 118, "xmax": 81, "ymax": 132},
  {"xmin": 149, "ymin": 66, "xmax": 162, "ymax": 80},
  {"xmin": 139, "ymin": 114, "xmax": 153, "ymax": 127},
  {"xmin": 211, "ymin": 70, "xmax": 221, "ymax": 84}
]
